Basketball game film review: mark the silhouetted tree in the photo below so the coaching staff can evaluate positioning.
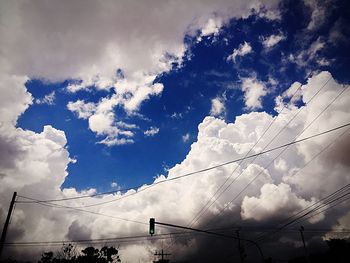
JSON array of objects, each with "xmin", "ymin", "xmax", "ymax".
[
  {"xmin": 38, "ymin": 244, "xmax": 121, "ymax": 263},
  {"xmin": 289, "ymin": 238, "xmax": 350, "ymax": 263}
]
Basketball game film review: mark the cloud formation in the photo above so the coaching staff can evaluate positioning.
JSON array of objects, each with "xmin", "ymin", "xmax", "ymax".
[
  {"xmin": 210, "ymin": 97, "xmax": 225, "ymax": 116},
  {"xmin": 240, "ymin": 75, "xmax": 268, "ymax": 110},
  {"xmin": 0, "ymin": 0, "xmax": 349, "ymax": 262},
  {"xmin": 0, "ymin": 0, "xmax": 280, "ymax": 146},
  {"xmin": 144, "ymin": 127, "xmax": 160, "ymax": 137},
  {"xmin": 35, "ymin": 91, "xmax": 56, "ymax": 105},
  {"xmin": 2, "ymin": 71, "xmax": 349, "ymax": 262},
  {"xmin": 262, "ymin": 33, "xmax": 286, "ymax": 48},
  {"xmin": 227, "ymin": 41, "xmax": 253, "ymax": 62}
]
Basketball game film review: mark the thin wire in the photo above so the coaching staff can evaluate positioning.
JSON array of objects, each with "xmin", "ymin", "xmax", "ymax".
[
  {"xmin": 4, "ymin": 227, "xmax": 350, "ymax": 247},
  {"xmin": 284, "ymin": 191, "xmax": 350, "ymax": 229},
  {"xmin": 3, "ymin": 232, "xmax": 198, "ymax": 246},
  {"xmin": 205, "ymin": 84, "xmax": 349, "ymax": 227},
  {"xmin": 292, "ymin": 195, "xmax": 350, "ymax": 226},
  {"xmin": 165, "ymin": 74, "xmax": 328, "ymax": 251},
  {"xmin": 252, "ymin": 193, "xmax": 350, "ymax": 246},
  {"xmin": 17, "ymin": 195, "xmax": 147, "ymax": 226},
  {"xmin": 17, "ymin": 122, "xmax": 350, "ymax": 209},
  {"xmin": 17, "ymin": 187, "xmax": 138, "ymax": 203},
  {"xmin": 11, "ymin": 81, "xmax": 303, "ymax": 206},
  {"xmin": 237, "ymin": 126, "xmax": 350, "ymax": 228},
  {"xmin": 253, "ymin": 184, "xmax": 350, "ymax": 244},
  {"xmin": 185, "ymin": 75, "xmax": 334, "ymax": 229},
  {"xmin": 185, "ymin": 82, "xmax": 305, "ymax": 229}
]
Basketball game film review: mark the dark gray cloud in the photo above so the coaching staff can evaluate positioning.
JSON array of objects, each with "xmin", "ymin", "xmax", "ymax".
[
  {"xmin": 0, "ymin": 134, "xmax": 24, "ymax": 170},
  {"xmin": 325, "ymin": 132, "xmax": 350, "ymax": 167},
  {"xmin": 66, "ymin": 220, "xmax": 92, "ymax": 241}
]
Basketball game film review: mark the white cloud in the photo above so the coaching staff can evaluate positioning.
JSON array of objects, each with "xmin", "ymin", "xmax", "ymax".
[
  {"xmin": 274, "ymin": 158, "xmax": 288, "ymax": 172},
  {"xmin": 1, "ymin": 71, "xmax": 350, "ymax": 261},
  {"xmin": 171, "ymin": 112, "xmax": 183, "ymax": 119},
  {"xmin": 35, "ymin": 91, "xmax": 56, "ymax": 105},
  {"xmin": 0, "ymin": 74, "xmax": 31, "ymax": 125},
  {"xmin": 197, "ymin": 17, "xmax": 223, "ymax": 42},
  {"xmin": 308, "ymin": 37, "xmax": 325, "ymax": 56},
  {"xmin": 88, "ymin": 111, "xmax": 135, "ymax": 146},
  {"xmin": 241, "ymin": 183, "xmax": 314, "ymax": 221},
  {"xmin": 182, "ymin": 133, "xmax": 190, "ymax": 142},
  {"xmin": 66, "ymin": 83, "xmax": 90, "ymax": 93},
  {"xmin": 227, "ymin": 42, "xmax": 252, "ymax": 62},
  {"xmin": 240, "ymin": 75, "xmax": 268, "ymax": 110},
  {"xmin": 262, "ymin": 33, "xmax": 286, "ymax": 48},
  {"xmin": 144, "ymin": 127, "xmax": 160, "ymax": 137},
  {"xmin": 67, "ymin": 100, "xmax": 97, "ymax": 119},
  {"xmin": 0, "ymin": 0, "xmax": 281, "ymax": 147},
  {"xmin": 304, "ymin": 0, "xmax": 328, "ymax": 31},
  {"xmin": 210, "ymin": 97, "xmax": 225, "ymax": 116},
  {"xmin": 288, "ymin": 37, "xmax": 327, "ymax": 67},
  {"xmin": 6, "ymin": 1, "xmax": 350, "ymax": 261}
]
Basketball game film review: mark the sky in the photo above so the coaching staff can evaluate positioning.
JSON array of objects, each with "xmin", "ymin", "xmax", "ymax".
[{"xmin": 0, "ymin": 0, "xmax": 350, "ymax": 262}]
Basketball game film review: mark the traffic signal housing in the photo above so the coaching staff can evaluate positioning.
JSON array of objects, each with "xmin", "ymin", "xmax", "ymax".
[{"xmin": 149, "ymin": 218, "xmax": 155, "ymax": 236}]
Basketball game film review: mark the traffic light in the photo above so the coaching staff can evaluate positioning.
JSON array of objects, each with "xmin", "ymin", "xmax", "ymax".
[{"xmin": 149, "ymin": 218, "xmax": 155, "ymax": 236}]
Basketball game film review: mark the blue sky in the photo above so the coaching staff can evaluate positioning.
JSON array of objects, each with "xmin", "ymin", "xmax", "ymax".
[
  {"xmin": 16, "ymin": 0, "xmax": 349, "ymax": 192},
  {"xmin": 1, "ymin": 0, "xmax": 350, "ymax": 261}
]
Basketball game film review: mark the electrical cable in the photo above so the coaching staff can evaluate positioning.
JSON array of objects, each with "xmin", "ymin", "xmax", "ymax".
[
  {"xmin": 16, "ymin": 195, "xmax": 148, "ymax": 226},
  {"xmin": 252, "ymin": 184, "xmax": 350, "ymax": 245},
  {"xmin": 203, "ymin": 83, "xmax": 349, "ymax": 229},
  {"xmin": 164, "ymin": 74, "xmax": 338, "ymax": 252},
  {"xmin": 238, "ymin": 126, "xmax": 350, "ymax": 226},
  {"xmin": 16, "ymin": 121, "xmax": 350, "ymax": 209},
  {"xmin": 184, "ymin": 81, "xmax": 305, "ymax": 230},
  {"xmin": 183, "ymin": 75, "xmax": 334, "ymax": 230}
]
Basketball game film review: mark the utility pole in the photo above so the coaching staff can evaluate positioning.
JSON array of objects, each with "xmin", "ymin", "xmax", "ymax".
[
  {"xmin": 0, "ymin": 192, "xmax": 17, "ymax": 259},
  {"xmin": 154, "ymin": 249, "xmax": 171, "ymax": 263},
  {"xmin": 150, "ymin": 218, "xmax": 265, "ymax": 262},
  {"xmin": 236, "ymin": 229, "xmax": 246, "ymax": 263},
  {"xmin": 299, "ymin": 226, "xmax": 310, "ymax": 263}
]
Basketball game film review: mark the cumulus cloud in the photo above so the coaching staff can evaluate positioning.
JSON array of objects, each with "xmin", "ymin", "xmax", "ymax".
[
  {"xmin": 241, "ymin": 183, "xmax": 314, "ymax": 221},
  {"xmin": 240, "ymin": 75, "xmax": 268, "ymax": 110},
  {"xmin": 1, "ymin": 72, "xmax": 350, "ymax": 262},
  {"xmin": 227, "ymin": 41, "xmax": 252, "ymax": 62},
  {"xmin": 87, "ymin": 112, "xmax": 135, "ymax": 146},
  {"xmin": 0, "ymin": 74, "xmax": 31, "ymax": 125},
  {"xmin": 0, "ymin": 0, "xmax": 281, "ymax": 146},
  {"xmin": 262, "ymin": 33, "xmax": 286, "ymax": 48},
  {"xmin": 1, "ymin": 0, "xmax": 348, "ymax": 261}
]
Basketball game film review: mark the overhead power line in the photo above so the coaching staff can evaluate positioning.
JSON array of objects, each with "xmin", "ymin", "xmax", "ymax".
[
  {"xmin": 17, "ymin": 121, "xmax": 350, "ymax": 209},
  {"xmin": 172, "ymin": 75, "xmax": 338, "ymax": 234},
  {"xmin": 4, "ymin": 227, "xmax": 350, "ymax": 248},
  {"xmin": 203, "ymin": 83, "xmax": 349, "ymax": 228},
  {"xmin": 16, "ymin": 195, "xmax": 148, "ymax": 226},
  {"xmin": 235, "ymin": 125, "xmax": 350, "ymax": 228},
  {"xmin": 253, "ymin": 183, "xmax": 350, "ymax": 245},
  {"xmin": 165, "ymin": 73, "xmax": 328, "ymax": 251},
  {"xmin": 184, "ymin": 80, "xmax": 305, "ymax": 230}
]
